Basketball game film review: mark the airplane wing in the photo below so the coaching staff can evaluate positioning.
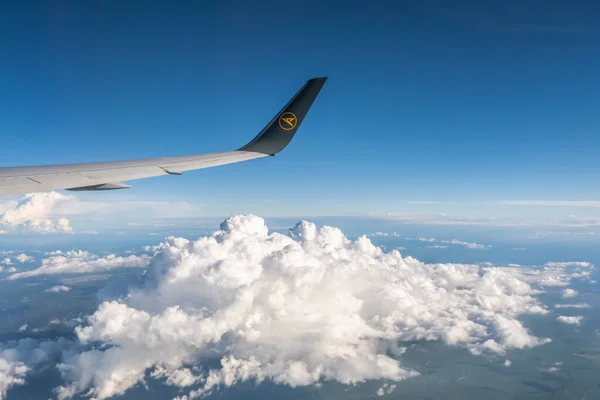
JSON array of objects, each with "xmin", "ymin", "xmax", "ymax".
[{"xmin": 0, "ymin": 77, "xmax": 327, "ymax": 197}]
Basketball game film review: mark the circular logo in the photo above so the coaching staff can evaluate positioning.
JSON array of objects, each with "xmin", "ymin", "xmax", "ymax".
[{"xmin": 278, "ymin": 112, "xmax": 297, "ymax": 131}]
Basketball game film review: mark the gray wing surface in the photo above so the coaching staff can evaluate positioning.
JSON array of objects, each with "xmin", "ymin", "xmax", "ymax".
[{"xmin": 0, "ymin": 77, "xmax": 327, "ymax": 197}]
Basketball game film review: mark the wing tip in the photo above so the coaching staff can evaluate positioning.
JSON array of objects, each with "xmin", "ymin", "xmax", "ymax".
[{"xmin": 238, "ymin": 77, "xmax": 327, "ymax": 155}]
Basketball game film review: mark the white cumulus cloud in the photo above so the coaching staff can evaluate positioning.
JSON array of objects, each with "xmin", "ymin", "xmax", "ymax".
[
  {"xmin": 15, "ymin": 254, "xmax": 33, "ymax": 263},
  {"xmin": 46, "ymin": 285, "xmax": 71, "ymax": 293},
  {"xmin": 512, "ymin": 261, "xmax": 595, "ymax": 288},
  {"xmin": 7, "ymin": 251, "xmax": 150, "ymax": 280},
  {"xmin": 562, "ymin": 288, "xmax": 578, "ymax": 298},
  {"xmin": 376, "ymin": 383, "xmax": 396, "ymax": 396},
  {"xmin": 0, "ymin": 192, "xmax": 73, "ymax": 234},
  {"xmin": 557, "ymin": 316, "xmax": 582, "ymax": 325},
  {"xmin": 56, "ymin": 215, "xmax": 555, "ymax": 400}
]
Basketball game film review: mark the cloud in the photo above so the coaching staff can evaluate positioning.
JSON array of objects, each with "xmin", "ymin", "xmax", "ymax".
[
  {"xmin": 1, "ymin": 258, "xmax": 12, "ymax": 266},
  {"xmin": 407, "ymin": 237, "xmax": 490, "ymax": 249},
  {"xmin": 425, "ymin": 245, "xmax": 448, "ymax": 249},
  {"xmin": 367, "ymin": 232, "xmax": 400, "ymax": 238},
  {"xmin": 440, "ymin": 239, "xmax": 490, "ymax": 249},
  {"xmin": 562, "ymin": 288, "xmax": 578, "ymax": 298},
  {"xmin": 554, "ymin": 303, "xmax": 590, "ymax": 309},
  {"xmin": 0, "ymin": 192, "xmax": 207, "ymax": 235},
  {"xmin": 0, "ymin": 338, "xmax": 74, "ymax": 399},
  {"xmin": 46, "ymin": 285, "xmax": 71, "ymax": 293},
  {"xmin": 504, "ymin": 260, "xmax": 594, "ymax": 289},
  {"xmin": 367, "ymin": 209, "xmax": 600, "ymax": 229},
  {"xmin": 368, "ymin": 212, "xmax": 499, "ymax": 227},
  {"xmin": 0, "ymin": 263, "xmax": 17, "ymax": 273},
  {"xmin": 7, "ymin": 251, "xmax": 150, "ymax": 280},
  {"xmin": 376, "ymin": 383, "xmax": 396, "ymax": 396},
  {"xmin": 15, "ymin": 254, "xmax": 32, "ymax": 263},
  {"xmin": 504, "ymin": 360, "xmax": 512, "ymax": 367},
  {"xmin": 56, "ymin": 215, "xmax": 555, "ymax": 400},
  {"xmin": 546, "ymin": 262, "xmax": 592, "ymax": 268},
  {"xmin": 80, "ymin": 230, "xmax": 98, "ymax": 235},
  {"xmin": 499, "ymin": 200, "xmax": 600, "ymax": 207},
  {"xmin": 529, "ymin": 231, "xmax": 598, "ymax": 239},
  {"xmin": 0, "ymin": 192, "xmax": 73, "ymax": 234},
  {"xmin": 556, "ymin": 316, "xmax": 582, "ymax": 325}
]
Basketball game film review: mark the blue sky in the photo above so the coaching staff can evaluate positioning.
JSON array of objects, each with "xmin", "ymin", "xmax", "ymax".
[{"xmin": 1, "ymin": 0, "xmax": 600, "ymax": 219}]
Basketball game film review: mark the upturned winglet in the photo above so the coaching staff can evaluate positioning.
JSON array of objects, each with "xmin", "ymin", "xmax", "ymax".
[{"xmin": 239, "ymin": 77, "xmax": 327, "ymax": 155}]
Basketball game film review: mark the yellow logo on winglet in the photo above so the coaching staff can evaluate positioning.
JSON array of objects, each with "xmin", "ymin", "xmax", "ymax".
[{"xmin": 278, "ymin": 112, "xmax": 297, "ymax": 130}]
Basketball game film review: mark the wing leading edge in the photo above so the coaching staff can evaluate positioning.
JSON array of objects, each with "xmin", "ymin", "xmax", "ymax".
[{"xmin": 0, "ymin": 77, "xmax": 327, "ymax": 197}]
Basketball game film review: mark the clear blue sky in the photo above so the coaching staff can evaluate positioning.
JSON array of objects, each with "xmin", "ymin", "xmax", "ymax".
[{"xmin": 1, "ymin": 0, "xmax": 600, "ymax": 217}]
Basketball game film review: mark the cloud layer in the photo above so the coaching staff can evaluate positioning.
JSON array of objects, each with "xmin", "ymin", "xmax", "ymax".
[
  {"xmin": 0, "ymin": 338, "xmax": 74, "ymax": 399},
  {"xmin": 408, "ymin": 236, "xmax": 491, "ymax": 249},
  {"xmin": 7, "ymin": 251, "xmax": 150, "ymax": 280},
  {"xmin": 53, "ymin": 215, "xmax": 559, "ymax": 399}
]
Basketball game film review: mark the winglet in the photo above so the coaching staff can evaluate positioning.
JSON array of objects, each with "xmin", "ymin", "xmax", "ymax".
[{"xmin": 239, "ymin": 77, "xmax": 327, "ymax": 155}]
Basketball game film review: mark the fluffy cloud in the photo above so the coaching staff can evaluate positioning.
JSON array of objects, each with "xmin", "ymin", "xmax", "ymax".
[
  {"xmin": 0, "ymin": 338, "xmax": 73, "ymax": 399},
  {"xmin": 376, "ymin": 383, "xmax": 396, "ymax": 396},
  {"xmin": 556, "ymin": 316, "xmax": 582, "ymax": 325},
  {"xmin": 7, "ymin": 251, "xmax": 150, "ymax": 280},
  {"xmin": 0, "ymin": 192, "xmax": 73, "ymax": 233},
  {"xmin": 368, "ymin": 232, "xmax": 400, "ymax": 237},
  {"xmin": 1, "ymin": 258, "xmax": 11, "ymax": 266},
  {"xmin": 56, "ymin": 215, "xmax": 555, "ymax": 400},
  {"xmin": 511, "ymin": 261, "xmax": 595, "ymax": 288},
  {"xmin": 0, "ymin": 192, "xmax": 207, "ymax": 235},
  {"xmin": 562, "ymin": 288, "xmax": 578, "ymax": 298},
  {"xmin": 15, "ymin": 254, "xmax": 33, "ymax": 263},
  {"xmin": 46, "ymin": 286, "xmax": 71, "ymax": 293}
]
